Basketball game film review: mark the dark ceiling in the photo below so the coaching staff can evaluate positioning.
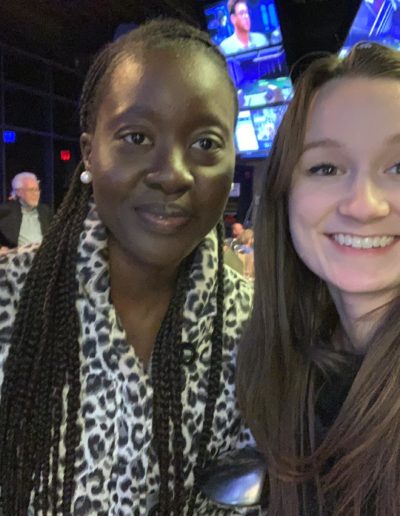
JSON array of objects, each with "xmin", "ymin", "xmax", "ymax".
[
  {"xmin": 0, "ymin": 0, "xmax": 361, "ymax": 73},
  {"xmin": 0, "ymin": 0, "xmax": 204, "ymax": 68}
]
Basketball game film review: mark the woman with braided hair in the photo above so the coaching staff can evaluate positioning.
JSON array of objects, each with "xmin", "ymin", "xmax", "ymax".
[{"xmin": 0, "ymin": 19, "xmax": 254, "ymax": 515}]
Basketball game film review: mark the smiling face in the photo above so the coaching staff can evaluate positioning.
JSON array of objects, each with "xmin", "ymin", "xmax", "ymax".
[
  {"xmin": 80, "ymin": 48, "xmax": 236, "ymax": 269},
  {"xmin": 289, "ymin": 77, "xmax": 400, "ymax": 312}
]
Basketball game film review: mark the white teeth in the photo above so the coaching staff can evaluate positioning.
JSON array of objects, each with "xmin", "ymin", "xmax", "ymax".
[{"xmin": 333, "ymin": 234, "xmax": 395, "ymax": 248}]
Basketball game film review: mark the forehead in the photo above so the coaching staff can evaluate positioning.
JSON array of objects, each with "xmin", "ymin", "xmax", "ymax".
[
  {"xmin": 20, "ymin": 177, "xmax": 37, "ymax": 186},
  {"xmin": 234, "ymin": 2, "xmax": 247, "ymax": 11},
  {"xmin": 96, "ymin": 48, "xmax": 235, "ymax": 126},
  {"xmin": 305, "ymin": 77, "xmax": 400, "ymax": 144},
  {"xmin": 306, "ymin": 78, "xmax": 400, "ymax": 135}
]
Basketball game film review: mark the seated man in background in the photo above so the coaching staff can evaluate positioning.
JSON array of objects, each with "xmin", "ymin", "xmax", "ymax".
[{"xmin": 0, "ymin": 171, "xmax": 52, "ymax": 253}]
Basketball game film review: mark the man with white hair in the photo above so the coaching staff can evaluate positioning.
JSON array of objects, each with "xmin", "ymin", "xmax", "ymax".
[{"xmin": 0, "ymin": 172, "xmax": 52, "ymax": 252}]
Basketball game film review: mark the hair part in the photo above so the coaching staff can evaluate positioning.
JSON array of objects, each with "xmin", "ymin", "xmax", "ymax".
[{"xmin": 237, "ymin": 42, "xmax": 400, "ymax": 516}]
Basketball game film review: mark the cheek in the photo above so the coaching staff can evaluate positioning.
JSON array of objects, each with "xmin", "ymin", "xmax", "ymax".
[
  {"xmin": 288, "ymin": 187, "xmax": 317, "ymax": 255},
  {"xmin": 199, "ymin": 171, "xmax": 233, "ymax": 211}
]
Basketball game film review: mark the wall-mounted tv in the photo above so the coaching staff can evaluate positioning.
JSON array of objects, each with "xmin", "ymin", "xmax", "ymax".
[
  {"xmin": 237, "ymin": 76, "xmax": 293, "ymax": 109},
  {"xmin": 227, "ymin": 45, "xmax": 288, "ymax": 88},
  {"xmin": 235, "ymin": 103, "xmax": 288, "ymax": 158},
  {"xmin": 204, "ymin": 0, "xmax": 282, "ymax": 57},
  {"xmin": 341, "ymin": 0, "xmax": 400, "ymax": 55}
]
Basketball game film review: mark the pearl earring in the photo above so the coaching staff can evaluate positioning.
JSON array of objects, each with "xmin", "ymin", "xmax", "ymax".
[{"xmin": 80, "ymin": 170, "xmax": 92, "ymax": 184}]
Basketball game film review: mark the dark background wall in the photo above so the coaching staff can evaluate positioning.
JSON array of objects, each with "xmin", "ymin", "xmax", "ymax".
[{"xmin": 0, "ymin": 0, "xmax": 361, "ymax": 208}]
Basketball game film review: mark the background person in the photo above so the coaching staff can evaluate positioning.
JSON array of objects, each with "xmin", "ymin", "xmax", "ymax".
[
  {"xmin": 0, "ymin": 171, "xmax": 52, "ymax": 253},
  {"xmin": 227, "ymin": 221, "xmax": 244, "ymax": 250},
  {"xmin": 219, "ymin": 0, "xmax": 269, "ymax": 55},
  {"xmin": 238, "ymin": 42, "xmax": 400, "ymax": 514},
  {"xmin": 236, "ymin": 228, "xmax": 254, "ymax": 280},
  {"xmin": 0, "ymin": 19, "xmax": 254, "ymax": 515}
]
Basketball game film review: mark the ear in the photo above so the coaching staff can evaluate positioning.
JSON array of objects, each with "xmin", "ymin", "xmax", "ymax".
[
  {"xmin": 80, "ymin": 132, "xmax": 93, "ymax": 170},
  {"xmin": 230, "ymin": 13, "xmax": 236, "ymax": 25}
]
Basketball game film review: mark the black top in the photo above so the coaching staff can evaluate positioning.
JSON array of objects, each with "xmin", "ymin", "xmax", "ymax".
[
  {"xmin": 315, "ymin": 353, "xmax": 363, "ymax": 438},
  {"xmin": 305, "ymin": 354, "xmax": 364, "ymax": 515},
  {"xmin": 0, "ymin": 200, "xmax": 53, "ymax": 248}
]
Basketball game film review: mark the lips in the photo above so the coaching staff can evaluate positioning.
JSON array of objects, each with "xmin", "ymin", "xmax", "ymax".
[{"xmin": 134, "ymin": 202, "xmax": 193, "ymax": 235}]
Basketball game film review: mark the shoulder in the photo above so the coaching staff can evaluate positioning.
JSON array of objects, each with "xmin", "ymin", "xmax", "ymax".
[
  {"xmin": 219, "ymin": 34, "xmax": 237, "ymax": 53},
  {"xmin": 0, "ymin": 201, "xmax": 20, "ymax": 216},
  {"xmin": 0, "ymin": 245, "xmax": 37, "ymax": 386},
  {"xmin": 0, "ymin": 245, "xmax": 37, "ymax": 320},
  {"xmin": 39, "ymin": 203, "xmax": 53, "ymax": 216},
  {"xmin": 251, "ymin": 32, "xmax": 269, "ymax": 44}
]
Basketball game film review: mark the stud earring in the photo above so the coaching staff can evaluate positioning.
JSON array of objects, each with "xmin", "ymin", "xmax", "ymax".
[{"xmin": 80, "ymin": 170, "xmax": 92, "ymax": 184}]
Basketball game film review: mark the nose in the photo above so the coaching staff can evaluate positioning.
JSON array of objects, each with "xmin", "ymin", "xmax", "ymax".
[
  {"xmin": 144, "ymin": 150, "xmax": 194, "ymax": 195},
  {"xmin": 338, "ymin": 175, "xmax": 390, "ymax": 221}
]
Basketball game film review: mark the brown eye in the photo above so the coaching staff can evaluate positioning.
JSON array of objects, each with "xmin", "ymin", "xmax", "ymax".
[
  {"xmin": 192, "ymin": 137, "xmax": 221, "ymax": 151},
  {"xmin": 308, "ymin": 164, "xmax": 341, "ymax": 176},
  {"xmin": 123, "ymin": 132, "xmax": 151, "ymax": 145}
]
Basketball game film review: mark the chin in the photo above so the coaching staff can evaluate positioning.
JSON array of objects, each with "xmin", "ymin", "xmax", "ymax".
[
  {"xmin": 131, "ymin": 245, "xmax": 193, "ymax": 271},
  {"xmin": 329, "ymin": 277, "xmax": 397, "ymax": 297}
]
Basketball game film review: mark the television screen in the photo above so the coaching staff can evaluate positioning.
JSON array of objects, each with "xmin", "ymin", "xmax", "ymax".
[
  {"xmin": 204, "ymin": 0, "xmax": 283, "ymax": 57},
  {"xmin": 235, "ymin": 103, "xmax": 288, "ymax": 158},
  {"xmin": 227, "ymin": 45, "xmax": 288, "ymax": 87},
  {"xmin": 237, "ymin": 76, "xmax": 293, "ymax": 109},
  {"xmin": 341, "ymin": 0, "xmax": 400, "ymax": 54}
]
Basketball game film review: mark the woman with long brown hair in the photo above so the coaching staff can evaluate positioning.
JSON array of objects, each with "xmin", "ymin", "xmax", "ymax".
[{"xmin": 237, "ymin": 42, "xmax": 400, "ymax": 515}]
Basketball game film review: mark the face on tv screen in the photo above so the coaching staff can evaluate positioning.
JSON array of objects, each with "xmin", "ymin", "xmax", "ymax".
[
  {"xmin": 204, "ymin": 0, "xmax": 283, "ymax": 57},
  {"xmin": 235, "ymin": 103, "xmax": 288, "ymax": 158},
  {"xmin": 341, "ymin": 0, "xmax": 400, "ymax": 54}
]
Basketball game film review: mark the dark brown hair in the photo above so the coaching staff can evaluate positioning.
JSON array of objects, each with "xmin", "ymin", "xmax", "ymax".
[
  {"xmin": 237, "ymin": 42, "xmax": 400, "ymax": 516},
  {"xmin": 0, "ymin": 18, "xmax": 236, "ymax": 516},
  {"xmin": 227, "ymin": 0, "xmax": 247, "ymax": 15}
]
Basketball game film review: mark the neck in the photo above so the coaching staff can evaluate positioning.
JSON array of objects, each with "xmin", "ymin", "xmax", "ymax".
[
  {"xmin": 328, "ymin": 288, "xmax": 395, "ymax": 352},
  {"xmin": 19, "ymin": 199, "xmax": 35, "ymax": 211},
  {"xmin": 108, "ymin": 235, "xmax": 178, "ymax": 309},
  {"xmin": 235, "ymin": 28, "xmax": 250, "ymax": 45}
]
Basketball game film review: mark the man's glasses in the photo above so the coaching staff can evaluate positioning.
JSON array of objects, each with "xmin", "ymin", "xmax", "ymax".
[{"xmin": 18, "ymin": 188, "xmax": 40, "ymax": 193}]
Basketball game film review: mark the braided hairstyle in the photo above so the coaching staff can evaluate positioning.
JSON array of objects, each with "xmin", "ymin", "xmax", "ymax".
[{"xmin": 0, "ymin": 18, "xmax": 237, "ymax": 515}]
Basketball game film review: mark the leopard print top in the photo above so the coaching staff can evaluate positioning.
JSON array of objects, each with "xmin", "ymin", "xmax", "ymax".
[{"xmin": 0, "ymin": 201, "xmax": 255, "ymax": 515}]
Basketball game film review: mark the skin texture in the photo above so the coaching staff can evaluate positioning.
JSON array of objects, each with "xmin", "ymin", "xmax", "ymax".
[
  {"xmin": 15, "ymin": 176, "xmax": 41, "ymax": 208},
  {"xmin": 80, "ymin": 48, "xmax": 236, "ymax": 362},
  {"xmin": 289, "ymin": 77, "xmax": 400, "ymax": 346}
]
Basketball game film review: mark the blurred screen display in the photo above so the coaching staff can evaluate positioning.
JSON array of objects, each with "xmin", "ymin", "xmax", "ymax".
[
  {"xmin": 341, "ymin": 0, "xmax": 400, "ymax": 54},
  {"xmin": 204, "ymin": 0, "xmax": 282, "ymax": 57},
  {"xmin": 235, "ymin": 104, "xmax": 288, "ymax": 157},
  {"xmin": 237, "ymin": 76, "xmax": 293, "ymax": 109}
]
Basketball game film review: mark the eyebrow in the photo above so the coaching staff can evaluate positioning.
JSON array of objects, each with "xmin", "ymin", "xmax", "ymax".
[
  {"xmin": 301, "ymin": 138, "xmax": 343, "ymax": 154},
  {"xmin": 111, "ymin": 104, "xmax": 161, "ymax": 123},
  {"xmin": 109, "ymin": 104, "xmax": 232, "ymax": 135},
  {"xmin": 301, "ymin": 133, "xmax": 400, "ymax": 155}
]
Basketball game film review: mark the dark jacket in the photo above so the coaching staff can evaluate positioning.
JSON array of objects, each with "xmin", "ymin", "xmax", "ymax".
[{"xmin": 0, "ymin": 200, "xmax": 53, "ymax": 248}]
